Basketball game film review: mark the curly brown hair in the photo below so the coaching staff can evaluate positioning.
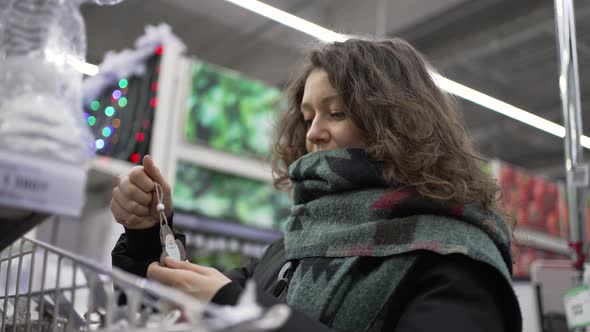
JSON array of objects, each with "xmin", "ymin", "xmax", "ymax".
[{"xmin": 272, "ymin": 37, "xmax": 501, "ymax": 209}]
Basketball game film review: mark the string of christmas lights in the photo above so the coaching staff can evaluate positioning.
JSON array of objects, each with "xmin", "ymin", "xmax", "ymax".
[{"xmin": 83, "ymin": 45, "xmax": 162, "ymax": 164}]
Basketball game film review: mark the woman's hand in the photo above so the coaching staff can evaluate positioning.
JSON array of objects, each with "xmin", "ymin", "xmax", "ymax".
[
  {"xmin": 147, "ymin": 257, "xmax": 232, "ymax": 302},
  {"xmin": 110, "ymin": 155, "xmax": 173, "ymax": 229}
]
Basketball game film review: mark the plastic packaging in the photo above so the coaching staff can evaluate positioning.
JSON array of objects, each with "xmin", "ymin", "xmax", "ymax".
[{"xmin": 0, "ymin": 0, "xmax": 121, "ymax": 165}]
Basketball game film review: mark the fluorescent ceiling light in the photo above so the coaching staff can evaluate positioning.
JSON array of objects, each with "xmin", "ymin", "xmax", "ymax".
[
  {"xmin": 430, "ymin": 73, "xmax": 567, "ymax": 138},
  {"xmin": 224, "ymin": 0, "xmax": 590, "ymax": 149},
  {"xmin": 223, "ymin": 0, "xmax": 347, "ymax": 43},
  {"xmin": 433, "ymin": 73, "xmax": 590, "ymax": 149}
]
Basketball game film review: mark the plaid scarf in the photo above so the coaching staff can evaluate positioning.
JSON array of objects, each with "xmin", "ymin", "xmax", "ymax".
[{"xmin": 284, "ymin": 149, "xmax": 513, "ymax": 331}]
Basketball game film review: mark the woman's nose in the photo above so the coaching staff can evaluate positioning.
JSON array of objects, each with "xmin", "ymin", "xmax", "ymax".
[{"xmin": 306, "ymin": 117, "xmax": 329, "ymax": 145}]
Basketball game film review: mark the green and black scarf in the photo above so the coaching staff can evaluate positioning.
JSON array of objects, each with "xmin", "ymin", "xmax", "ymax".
[{"xmin": 283, "ymin": 149, "xmax": 514, "ymax": 331}]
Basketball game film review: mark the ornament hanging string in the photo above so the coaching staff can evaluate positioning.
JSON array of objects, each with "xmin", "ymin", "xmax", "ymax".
[{"xmin": 155, "ymin": 182, "xmax": 168, "ymax": 228}]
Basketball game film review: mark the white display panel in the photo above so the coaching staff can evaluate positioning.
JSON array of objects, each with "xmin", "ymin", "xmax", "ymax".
[{"xmin": 513, "ymin": 281, "xmax": 543, "ymax": 332}]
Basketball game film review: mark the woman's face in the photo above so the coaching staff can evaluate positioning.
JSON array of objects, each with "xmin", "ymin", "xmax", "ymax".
[{"xmin": 301, "ymin": 68, "xmax": 367, "ymax": 153}]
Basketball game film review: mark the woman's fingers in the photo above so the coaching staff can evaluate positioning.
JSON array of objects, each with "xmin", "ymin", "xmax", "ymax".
[
  {"xmin": 164, "ymin": 257, "xmax": 211, "ymax": 274},
  {"xmin": 128, "ymin": 166, "xmax": 155, "ymax": 193},
  {"xmin": 119, "ymin": 177, "xmax": 152, "ymax": 205},
  {"xmin": 109, "ymin": 157, "xmax": 173, "ymax": 230},
  {"xmin": 110, "ymin": 196, "xmax": 143, "ymax": 225},
  {"xmin": 148, "ymin": 260, "xmax": 231, "ymax": 302},
  {"xmin": 142, "ymin": 155, "xmax": 173, "ymax": 218},
  {"xmin": 143, "ymin": 155, "xmax": 170, "ymax": 193},
  {"xmin": 112, "ymin": 186, "xmax": 149, "ymax": 217},
  {"xmin": 147, "ymin": 262, "xmax": 201, "ymax": 286},
  {"xmin": 147, "ymin": 262, "xmax": 179, "ymax": 286}
]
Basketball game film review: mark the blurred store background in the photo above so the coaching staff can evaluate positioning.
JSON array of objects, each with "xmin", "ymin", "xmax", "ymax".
[{"xmin": 3, "ymin": 1, "xmax": 590, "ymax": 331}]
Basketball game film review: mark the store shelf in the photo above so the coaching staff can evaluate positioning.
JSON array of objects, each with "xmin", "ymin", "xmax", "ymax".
[
  {"xmin": 90, "ymin": 156, "xmax": 135, "ymax": 177},
  {"xmin": 173, "ymin": 212, "xmax": 282, "ymax": 244},
  {"xmin": 0, "ymin": 149, "xmax": 86, "ymax": 217},
  {"xmin": 514, "ymin": 227, "xmax": 570, "ymax": 255},
  {"xmin": 87, "ymin": 156, "xmax": 135, "ymax": 189},
  {"xmin": 176, "ymin": 144, "xmax": 272, "ymax": 183}
]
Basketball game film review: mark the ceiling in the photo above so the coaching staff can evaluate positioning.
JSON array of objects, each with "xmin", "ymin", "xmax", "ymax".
[{"xmin": 81, "ymin": 0, "xmax": 590, "ymax": 180}]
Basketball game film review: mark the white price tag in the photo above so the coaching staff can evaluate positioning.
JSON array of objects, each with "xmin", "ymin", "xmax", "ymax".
[
  {"xmin": 572, "ymin": 164, "xmax": 590, "ymax": 187},
  {"xmin": 0, "ymin": 150, "xmax": 87, "ymax": 217},
  {"xmin": 564, "ymin": 285, "xmax": 590, "ymax": 329}
]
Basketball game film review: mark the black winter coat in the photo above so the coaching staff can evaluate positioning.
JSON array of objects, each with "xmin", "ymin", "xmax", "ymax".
[{"xmin": 112, "ymin": 222, "xmax": 522, "ymax": 332}]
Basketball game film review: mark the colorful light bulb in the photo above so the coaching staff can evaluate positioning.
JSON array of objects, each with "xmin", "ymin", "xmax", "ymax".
[
  {"xmin": 136, "ymin": 132, "xmax": 145, "ymax": 142},
  {"xmin": 105, "ymin": 106, "xmax": 115, "ymax": 117},
  {"xmin": 130, "ymin": 153, "xmax": 140, "ymax": 163},
  {"xmin": 90, "ymin": 101, "xmax": 100, "ymax": 111},
  {"xmin": 102, "ymin": 127, "xmax": 112, "ymax": 137}
]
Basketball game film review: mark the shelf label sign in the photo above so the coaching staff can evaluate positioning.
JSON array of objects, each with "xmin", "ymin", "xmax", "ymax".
[
  {"xmin": 572, "ymin": 164, "xmax": 589, "ymax": 188},
  {"xmin": 0, "ymin": 150, "xmax": 87, "ymax": 217},
  {"xmin": 564, "ymin": 285, "xmax": 590, "ymax": 329}
]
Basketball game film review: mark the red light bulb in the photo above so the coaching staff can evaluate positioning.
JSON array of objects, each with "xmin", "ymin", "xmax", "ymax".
[
  {"xmin": 136, "ymin": 132, "xmax": 145, "ymax": 142},
  {"xmin": 130, "ymin": 153, "xmax": 140, "ymax": 163}
]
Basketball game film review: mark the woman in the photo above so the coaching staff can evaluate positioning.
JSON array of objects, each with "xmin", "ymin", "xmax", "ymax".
[{"xmin": 111, "ymin": 37, "xmax": 522, "ymax": 331}]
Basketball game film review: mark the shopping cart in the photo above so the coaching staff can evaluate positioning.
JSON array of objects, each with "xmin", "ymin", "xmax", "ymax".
[
  {"xmin": 0, "ymin": 236, "xmax": 206, "ymax": 331},
  {"xmin": 0, "ymin": 236, "xmax": 289, "ymax": 332}
]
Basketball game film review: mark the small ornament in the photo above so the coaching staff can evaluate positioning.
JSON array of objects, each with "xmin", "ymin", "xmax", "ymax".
[
  {"xmin": 154, "ymin": 182, "xmax": 186, "ymax": 266},
  {"xmin": 160, "ymin": 224, "xmax": 186, "ymax": 265}
]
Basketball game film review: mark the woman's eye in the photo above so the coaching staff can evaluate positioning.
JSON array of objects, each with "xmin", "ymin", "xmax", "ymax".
[
  {"xmin": 303, "ymin": 119, "xmax": 313, "ymax": 128},
  {"xmin": 330, "ymin": 112, "xmax": 346, "ymax": 119}
]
